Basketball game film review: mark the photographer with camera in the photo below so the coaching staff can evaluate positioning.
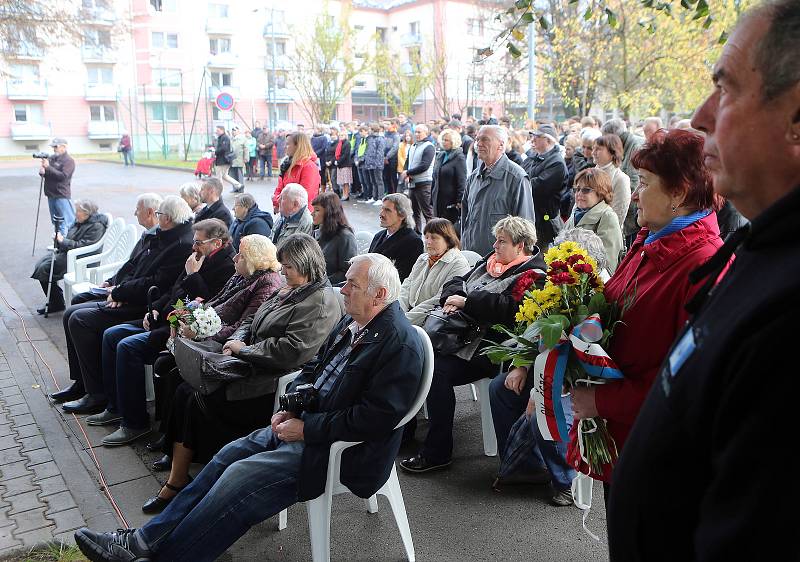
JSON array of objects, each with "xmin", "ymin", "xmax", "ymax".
[
  {"xmin": 75, "ymin": 252, "xmax": 424, "ymax": 562},
  {"xmin": 38, "ymin": 138, "xmax": 76, "ymax": 236}
]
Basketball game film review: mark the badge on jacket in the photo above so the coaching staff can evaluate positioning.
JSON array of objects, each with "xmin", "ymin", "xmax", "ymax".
[{"xmin": 660, "ymin": 326, "xmax": 696, "ymax": 396}]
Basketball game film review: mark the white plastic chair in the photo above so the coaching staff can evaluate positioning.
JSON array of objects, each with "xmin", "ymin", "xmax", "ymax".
[
  {"xmin": 66, "ymin": 224, "xmax": 138, "ymax": 301},
  {"xmin": 461, "ymin": 250, "xmax": 483, "ymax": 268},
  {"xmin": 63, "ymin": 215, "xmax": 122, "ymax": 303},
  {"xmin": 354, "ymin": 231, "xmax": 374, "ymax": 255},
  {"xmin": 277, "ymin": 326, "xmax": 434, "ymax": 562},
  {"xmin": 472, "ymin": 377, "xmax": 497, "ymax": 457}
]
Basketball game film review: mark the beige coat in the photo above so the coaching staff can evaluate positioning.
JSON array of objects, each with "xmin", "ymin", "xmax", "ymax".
[
  {"xmin": 398, "ymin": 248, "xmax": 471, "ymax": 326},
  {"xmin": 565, "ymin": 200, "xmax": 624, "ymax": 274},
  {"xmin": 599, "ymin": 162, "xmax": 631, "ymax": 228}
]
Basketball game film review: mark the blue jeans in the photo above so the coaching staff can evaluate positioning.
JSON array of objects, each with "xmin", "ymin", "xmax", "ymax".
[
  {"xmin": 101, "ymin": 323, "xmax": 159, "ymax": 429},
  {"xmin": 47, "ymin": 197, "xmax": 74, "ymax": 236},
  {"xmin": 122, "ymin": 149, "xmax": 134, "ymax": 166},
  {"xmin": 258, "ymin": 154, "xmax": 272, "ymax": 177},
  {"xmin": 139, "ymin": 427, "xmax": 303, "ymax": 562}
]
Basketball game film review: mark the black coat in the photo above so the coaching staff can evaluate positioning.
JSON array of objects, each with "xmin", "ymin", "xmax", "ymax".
[
  {"xmin": 230, "ymin": 205, "xmax": 273, "ymax": 251},
  {"xmin": 523, "ymin": 145, "xmax": 568, "ymax": 247},
  {"xmin": 56, "ymin": 213, "xmax": 108, "ymax": 254},
  {"xmin": 42, "ymin": 152, "xmax": 75, "ymax": 199},
  {"xmin": 196, "ymin": 199, "xmax": 233, "ymax": 228},
  {"xmin": 715, "ymin": 200, "xmax": 749, "ymax": 240},
  {"xmin": 368, "ymin": 227, "xmax": 423, "ymax": 282},
  {"xmin": 334, "ymin": 139, "xmax": 352, "ymax": 169},
  {"xmin": 291, "ymin": 301, "xmax": 423, "ymax": 501},
  {"xmin": 317, "ymin": 227, "xmax": 357, "ymax": 284},
  {"xmin": 215, "ymin": 133, "xmax": 232, "ymax": 165},
  {"xmin": 608, "ymin": 186, "xmax": 800, "ymax": 561},
  {"xmin": 324, "ymin": 139, "xmax": 338, "ymax": 167},
  {"xmin": 431, "ymin": 150, "xmax": 466, "ymax": 222},
  {"xmin": 109, "ymin": 222, "xmax": 194, "ymax": 305}
]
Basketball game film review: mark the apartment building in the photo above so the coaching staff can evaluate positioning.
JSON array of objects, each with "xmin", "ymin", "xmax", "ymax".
[{"xmin": 0, "ymin": 0, "xmax": 528, "ymax": 157}]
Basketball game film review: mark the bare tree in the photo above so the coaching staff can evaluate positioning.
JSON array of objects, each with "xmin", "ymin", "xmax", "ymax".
[
  {"xmin": 0, "ymin": 1, "xmax": 85, "ymax": 64},
  {"xmin": 374, "ymin": 42, "xmax": 440, "ymax": 117}
]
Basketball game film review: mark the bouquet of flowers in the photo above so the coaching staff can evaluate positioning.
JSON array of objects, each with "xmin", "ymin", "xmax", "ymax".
[
  {"xmin": 483, "ymin": 241, "xmax": 633, "ymax": 474},
  {"xmin": 166, "ymin": 298, "xmax": 223, "ymax": 339}
]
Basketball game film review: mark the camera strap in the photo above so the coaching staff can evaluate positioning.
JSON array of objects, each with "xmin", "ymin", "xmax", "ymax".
[{"xmin": 312, "ymin": 321, "xmax": 367, "ymax": 393}]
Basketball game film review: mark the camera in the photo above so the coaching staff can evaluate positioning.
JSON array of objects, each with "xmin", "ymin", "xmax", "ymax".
[
  {"xmin": 278, "ymin": 383, "xmax": 318, "ymax": 415},
  {"xmin": 32, "ymin": 152, "xmax": 50, "ymax": 159}
]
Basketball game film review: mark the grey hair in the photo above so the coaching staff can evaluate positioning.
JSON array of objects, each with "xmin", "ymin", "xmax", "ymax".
[
  {"xmin": 235, "ymin": 192, "xmax": 257, "ymax": 210},
  {"xmin": 751, "ymin": 0, "xmax": 800, "ymax": 101},
  {"xmin": 643, "ymin": 116, "xmax": 663, "ymax": 129},
  {"xmin": 479, "ymin": 125, "xmax": 508, "ymax": 145},
  {"xmin": 179, "ymin": 182, "xmax": 202, "ymax": 205},
  {"xmin": 276, "ymin": 233, "xmax": 327, "ymax": 283},
  {"xmin": 201, "ymin": 177, "xmax": 223, "ymax": 196},
  {"xmin": 601, "ymin": 118, "xmax": 627, "ymax": 136},
  {"xmin": 382, "ymin": 193, "xmax": 415, "ymax": 231},
  {"xmin": 137, "ymin": 192, "xmax": 163, "ymax": 212},
  {"xmin": 349, "ymin": 253, "xmax": 401, "ymax": 305},
  {"xmin": 415, "ymin": 123, "xmax": 429, "ymax": 134},
  {"xmin": 158, "ymin": 195, "xmax": 194, "ymax": 224},
  {"xmin": 491, "ymin": 215, "xmax": 538, "ymax": 254},
  {"xmin": 554, "ymin": 227, "xmax": 608, "ymax": 273},
  {"xmin": 193, "ymin": 218, "xmax": 231, "ymax": 244},
  {"xmin": 74, "ymin": 198, "xmax": 99, "ymax": 216},
  {"xmin": 280, "ymin": 183, "xmax": 308, "ymax": 208}
]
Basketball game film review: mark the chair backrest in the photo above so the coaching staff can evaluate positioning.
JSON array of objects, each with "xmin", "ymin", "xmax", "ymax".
[
  {"xmin": 354, "ymin": 231, "xmax": 374, "ymax": 255},
  {"xmin": 461, "ymin": 250, "xmax": 483, "ymax": 268},
  {"xmin": 100, "ymin": 218, "xmax": 126, "ymax": 255},
  {"xmin": 397, "ymin": 326, "xmax": 434, "ymax": 428},
  {"xmin": 106, "ymin": 225, "xmax": 138, "ymax": 264}
]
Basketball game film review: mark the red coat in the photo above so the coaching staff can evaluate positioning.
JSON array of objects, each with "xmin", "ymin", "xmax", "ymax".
[
  {"xmin": 567, "ymin": 212, "xmax": 723, "ymax": 481},
  {"xmin": 271, "ymin": 155, "xmax": 320, "ymax": 212}
]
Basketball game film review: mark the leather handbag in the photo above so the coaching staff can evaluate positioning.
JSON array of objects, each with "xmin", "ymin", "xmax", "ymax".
[
  {"xmin": 173, "ymin": 338, "xmax": 252, "ymax": 396},
  {"xmin": 422, "ymin": 307, "xmax": 482, "ymax": 356}
]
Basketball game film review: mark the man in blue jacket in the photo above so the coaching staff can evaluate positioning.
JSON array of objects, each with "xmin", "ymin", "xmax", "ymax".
[{"xmin": 75, "ymin": 253, "xmax": 425, "ymax": 562}]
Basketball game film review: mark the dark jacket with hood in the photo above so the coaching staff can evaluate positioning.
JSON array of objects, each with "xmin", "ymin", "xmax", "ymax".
[
  {"xmin": 230, "ymin": 204, "xmax": 274, "ymax": 251},
  {"xmin": 195, "ymin": 198, "xmax": 233, "ymax": 228},
  {"xmin": 56, "ymin": 213, "xmax": 108, "ymax": 255},
  {"xmin": 368, "ymin": 227, "xmax": 423, "ymax": 282}
]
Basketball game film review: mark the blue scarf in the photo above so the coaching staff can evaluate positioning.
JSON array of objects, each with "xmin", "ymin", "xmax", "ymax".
[
  {"xmin": 573, "ymin": 207, "xmax": 589, "ymax": 225},
  {"xmin": 645, "ymin": 209, "xmax": 711, "ymax": 245}
]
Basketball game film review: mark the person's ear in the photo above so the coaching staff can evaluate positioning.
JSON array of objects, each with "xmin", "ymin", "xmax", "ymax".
[
  {"xmin": 784, "ymin": 83, "xmax": 800, "ymax": 145},
  {"xmin": 373, "ymin": 287, "xmax": 387, "ymax": 306}
]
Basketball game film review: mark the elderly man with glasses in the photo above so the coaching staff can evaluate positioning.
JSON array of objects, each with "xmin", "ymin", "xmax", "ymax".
[{"xmin": 85, "ymin": 218, "xmax": 236, "ymax": 446}]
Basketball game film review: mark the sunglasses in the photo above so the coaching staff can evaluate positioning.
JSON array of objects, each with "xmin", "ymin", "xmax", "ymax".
[{"xmin": 572, "ymin": 187, "xmax": 594, "ymax": 194}]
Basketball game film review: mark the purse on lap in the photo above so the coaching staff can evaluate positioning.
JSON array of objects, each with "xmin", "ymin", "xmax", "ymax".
[
  {"xmin": 422, "ymin": 307, "xmax": 482, "ymax": 356},
  {"xmin": 173, "ymin": 338, "xmax": 251, "ymax": 396}
]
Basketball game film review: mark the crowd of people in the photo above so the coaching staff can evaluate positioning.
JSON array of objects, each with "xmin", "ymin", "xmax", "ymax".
[{"xmin": 22, "ymin": 1, "xmax": 797, "ymax": 559}]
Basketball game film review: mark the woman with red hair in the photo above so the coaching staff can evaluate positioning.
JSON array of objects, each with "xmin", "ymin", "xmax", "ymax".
[{"xmin": 569, "ymin": 128, "xmax": 724, "ymax": 492}]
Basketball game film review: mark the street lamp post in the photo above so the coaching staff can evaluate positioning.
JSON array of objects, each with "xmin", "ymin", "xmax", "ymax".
[{"xmin": 159, "ymin": 74, "xmax": 168, "ymax": 159}]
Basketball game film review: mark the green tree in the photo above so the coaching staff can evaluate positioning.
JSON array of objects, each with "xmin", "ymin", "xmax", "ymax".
[{"xmin": 374, "ymin": 42, "xmax": 440, "ymax": 116}]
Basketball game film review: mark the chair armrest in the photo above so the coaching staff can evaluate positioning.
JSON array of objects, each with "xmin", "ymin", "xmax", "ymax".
[
  {"xmin": 66, "ymin": 240, "xmax": 104, "ymax": 273},
  {"xmin": 90, "ymin": 260, "xmax": 126, "ymax": 284}
]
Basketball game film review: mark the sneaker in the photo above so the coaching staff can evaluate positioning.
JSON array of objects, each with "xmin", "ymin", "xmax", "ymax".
[
  {"xmin": 86, "ymin": 409, "xmax": 122, "ymax": 426},
  {"xmin": 75, "ymin": 527, "xmax": 152, "ymax": 561},
  {"xmin": 102, "ymin": 426, "xmax": 151, "ymax": 447},
  {"xmin": 399, "ymin": 454, "xmax": 452, "ymax": 474},
  {"xmin": 550, "ymin": 487, "xmax": 574, "ymax": 507},
  {"xmin": 372, "ymin": 200, "xmax": 383, "ymax": 206},
  {"xmin": 365, "ymin": 198, "xmax": 375, "ymax": 203}
]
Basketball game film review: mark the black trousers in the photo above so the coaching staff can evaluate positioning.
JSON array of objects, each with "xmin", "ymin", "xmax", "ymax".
[
  {"xmin": 384, "ymin": 160, "xmax": 398, "ymax": 194},
  {"xmin": 31, "ymin": 252, "xmax": 67, "ymax": 307},
  {"xmin": 409, "ymin": 183, "xmax": 434, "ymax": 234}
]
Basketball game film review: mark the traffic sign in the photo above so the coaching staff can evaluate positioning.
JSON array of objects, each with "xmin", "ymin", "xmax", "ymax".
[{"xmin": 215, "ymin": 90, "xmax": 235, "ymax": 111}]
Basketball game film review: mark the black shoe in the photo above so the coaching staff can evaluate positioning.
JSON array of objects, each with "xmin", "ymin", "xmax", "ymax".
[
  {"xmin": 50, "ymin": 382, "xmax": 85, "ymax": 404},
  {"xmin": 491, "ymin": 470, "xmax": 551, "ymax": 492},
  {"xmin": 550, "ymin": 487, "xmax": 574, "ymax": 507},
  {"xmin": 62, "ymin": 395, "xmax": 107, "ymax": 415},
  {"xmin": 399, "ymin": 454, "xmax": 452, "ymax": 474},
  {"xmin": 151, "ymin": 455, "xmax": 171, "ymax": 472},
  {"xmin": 142, "ymin": 480, "xmax": 189, "ymax": 514},
  {"xmin": 37, "ymin": 302, "xmax": 65, "ymax": 315},
  {"xmin": 75, "ymin": 527, "xmax": 152, "ymax": 561},
  {"xmin": 145, "ymin": 435, "xmax": 166, "ymax": 452}
]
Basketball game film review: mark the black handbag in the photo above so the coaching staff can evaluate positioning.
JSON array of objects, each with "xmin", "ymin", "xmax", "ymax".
[
  {"xmin": 173, "ymin": 338, "xmax": 251, "ymax": 395},
  {"xmin": 422, "ymin": 307, "xmax": 482, "ymax": 355}
]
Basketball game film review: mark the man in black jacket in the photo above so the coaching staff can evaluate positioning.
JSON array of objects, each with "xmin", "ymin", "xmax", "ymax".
[
  {"xmin": 214, "ymin": 125, "xmax": 242, "ymax": 192},
  {"xmin": 58, "ymin": 196, "xmax": 195, "ymax": 414},
  {"xmin": 368, "ymin": 193, "xmax": 423, "ymax": 281},
  {"xmin": 196, "ymin": 177, "xmax": 233, "ymax": 227},
  {"xmin": 608, "ymin": 4, "xmax": 800, "ymax": 560},
  {"xmin": 87, "ymin": 219, "xmax": 236, "ymax": 446},
  {"xmin": 75, "ymin": 253, "xmax": 424, "ymax": 562},
  {"xmin": 523, "ymin": 125, "xmax": 568, "ymax": 248},
  {"xmin": 40, "ymin": 137, "xmax": 76, "ymax": 235}
]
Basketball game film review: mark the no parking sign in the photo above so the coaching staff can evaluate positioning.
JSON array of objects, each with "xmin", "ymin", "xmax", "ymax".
[{"xmin": 215, "ymin": 90, "xmax": 235, "ymax": 112}]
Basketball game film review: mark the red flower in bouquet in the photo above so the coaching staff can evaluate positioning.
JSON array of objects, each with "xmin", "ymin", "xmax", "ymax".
[{"xmin": 511, "ymin": 270, "xmax": 541, "ymax": 301}]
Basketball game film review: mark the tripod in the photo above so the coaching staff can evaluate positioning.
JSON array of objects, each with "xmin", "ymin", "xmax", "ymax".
[
  {"xmin": 43, "ymin": 216, "xmax": 62, "ymax": 318},
  {"xmin": 32, "ymin": 175, "xmax": 45, "ymax": 256}
]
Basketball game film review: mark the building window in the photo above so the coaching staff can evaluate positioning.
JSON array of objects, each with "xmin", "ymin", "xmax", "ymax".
[
  {"xmin": 151, "ymin": 103, "xmax": 180, "ymax": 121},
  {"xmin": 409, "ymin": 21, "xmax": 419, "ymax": 36},
  {"xmin": 267, "ymin": 40, "xmax": 286, "ymax": 56},
  {"xmin": 354, "ymin": 24, "xmax": 364, "ymax": 31},
  {"xmin": 153, "ymin": 68, "xmax": 180, "ymax": 87},
  {"xmin": 508, "ymin": 79, "xmax": 521, "ymax": 95},
  {"xmin": 208, "ymin": 3, "xmax": 228, "ymax": 18},
  {"xmin": 152, "ymin": 32, "xmax": 178, "ymax": 49},
  {"xmin": 83, "ymin": 0, "xmax": 111, "ymax": 8},
  {"xmin": 87, "ymin": 66, "xmax": 113, "ymax": 84},
  {"xmin": 14, "ymin": 104, "xmax": 43, "ymax": 123},
  {"xmin": 10, "ymin": 63, "xmax": 40, "ymax": 82},
  {"xmin": 151, "ymin": 0, "xmax": 177, "ymax": 11},
  {"xmin": 268, "ymin": 71, "xmax": 287, "ymax": 89},
  {"xmin": 467, "ymin": 18, "xmax": 484, "ymax": 36},
  {"xmin": 275, "ymin": 103, "xmax": 289, "ymax": 121},
  {"xmin": 210, "ymin": 71, "xmax": 232, "ymax": 87},
  {"xmin": 376, "ymin": 27, "xmax": 387, "ymax": 44},
  {"xmin": 84, "ymin": 28, "xmax": 111, "ymax": 48},
  {"xmin": 471, "ymin": 77, "xmax": 484, "ymax": 94},
  {"xmin": 90, "ymin": 104, "xmax": 116, "ymax": 121},
  {"xmin": 354, "ymin": 80, "xmax": 366, "ymax": 88},
  {"xmin": 209, "ymin": 37, "xmax": 231, "ymax": 55}
]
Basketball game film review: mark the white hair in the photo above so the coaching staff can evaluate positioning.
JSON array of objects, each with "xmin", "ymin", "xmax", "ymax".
[
  {"xmin": 479, "ymin": 124, "xmax": 508, "ymax": 145},
  {"xmin": 280, "ymin": 183, "xmax": 308, "ymax": 208},
  {"xmin": 159, "ymin": 195, "xmax": 194, "ymax": 224},
  {"xmin": 601, "ymin": 118, "xmax": 627, "ymax": 136},
  {"xmin": 643, "ymin": 116, "xmax": 663, "ymax": 129},
  {"xmin": 349, "ymin": 253, "xmax": 401, "ymax": 305},
  {"xmin": 581, "ymin": 128, "xmax": 602, "ymax": 143},
  {"xmin": 137, "ymin": 192, "xmax": 163, "ymax": 212},
  {"xmin": 179, "ymin": 182, "xmax": 202, "ymax": 204}
]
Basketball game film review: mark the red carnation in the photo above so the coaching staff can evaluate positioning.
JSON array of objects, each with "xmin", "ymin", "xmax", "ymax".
[
  {"xmin": 566, "ymin": 254, "xmax": 585, "ymax": 266},
  {"xmin": 573, "ymin": 263, "xmax": 593, "ymax": 274},
  {"xmin": 512, "ymin": 270, "xmax": 541, "ymax": 301}
]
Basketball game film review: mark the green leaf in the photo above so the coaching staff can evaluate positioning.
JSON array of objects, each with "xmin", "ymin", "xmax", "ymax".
[
  {"xmin": 534, "ymin": 315, "xmax": 568, "ymax": 349},
  {"xmin": 693, "ymin": 0, "xmax": 709, "ymax": 20},
  {"xmin": 702, "ymin": 15, "xmax": 713, "ymax": 29},
  {"xmin": 507, "ymin": 43, "xmax": 522, "ymax": 58},
  {"xmin": 576, "ymin": 304, "xmax": 589, "ymax": 323},
  {"xmin": 583, "ymin": 6, "xmax": 593, "ymax": 20},
  {"xmin": 538, "ymin": 15, "xmax": 549, "ymax": 30},
  {"xmin": 515, "ymin": 0, "xmax": 531, "ymax": 9},
  {"xmin": 718, "ymin": 30, "xmax": 729, "ymax": 44},
  {"xmin": 605, "ymin": 8, "xmax": 618, "ymax": 27},
  {"xmin": 520, "ymin": 12, "xmax": 534, "ymax": 23},
  {"xmin": 587, "ymin": 291, "xmax": 607, "ymax": 316}
]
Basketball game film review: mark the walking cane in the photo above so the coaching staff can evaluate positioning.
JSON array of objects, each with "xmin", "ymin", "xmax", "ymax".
[
  {"xmin": 43, "ymin": 215, "xmax": 62, "ymax": 318},
  {"xmin": 32, "ymin": 175, "xmax": 45, "ymax": 256}
]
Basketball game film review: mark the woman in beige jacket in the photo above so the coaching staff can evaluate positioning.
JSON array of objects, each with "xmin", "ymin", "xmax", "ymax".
[
  {"xmin": 399, "ymin": 218, "xmax": 471, "ymax": 326},
  {"xmin": 594, "ymin": 134, "xmax": 631, "ymax": 228},
  {"xmin": 564, "ymin": 168, "xmax": 624, "ymax": 273}
]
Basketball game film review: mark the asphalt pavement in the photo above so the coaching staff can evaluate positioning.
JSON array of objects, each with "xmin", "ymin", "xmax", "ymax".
[{"xmin": 0, "ymin": 159, "xmax": 609, "ymax": 561}]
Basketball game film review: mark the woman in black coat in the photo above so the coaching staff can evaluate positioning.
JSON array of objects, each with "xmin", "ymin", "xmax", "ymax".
[
  {"xmin": 311, "ymin": 191, "xmax": 357, "ymax": 284},
  {"xmin": 333, "ymin": 126, "xmax": 353, "ymax": 200},
  {"xmin": 31, "ymin": 199, "xmax": 108, "ymax": 313},
  {"xmin": 431, "ymin": 130, "xmax": 466, "ymax": 225}
]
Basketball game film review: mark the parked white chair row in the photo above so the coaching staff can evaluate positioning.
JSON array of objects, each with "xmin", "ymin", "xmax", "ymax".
[{"xmin": 354, "ymin": 231, "xmax": 374, "ymax": 255}]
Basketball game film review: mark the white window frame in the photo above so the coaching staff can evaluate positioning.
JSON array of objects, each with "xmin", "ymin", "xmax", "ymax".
[{"xmin": 90, "ymin": 104, "xmax": 116, "ymax": 122}]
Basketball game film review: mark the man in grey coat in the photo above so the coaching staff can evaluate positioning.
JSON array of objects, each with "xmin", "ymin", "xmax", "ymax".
[
  {"xmin": 272, "ymin": 183, "xmax": 313, "ymax": 247},
  {"xmin": 602, "ymin": 118, "xmax": 643, "ymax": 242},
  {"xmin": 460, "ymin": 125, "xmax": 535, "ymax": 255}
]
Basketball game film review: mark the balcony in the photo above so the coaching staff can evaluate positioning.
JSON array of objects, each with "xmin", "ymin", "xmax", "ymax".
[
  {"xmin": 264, "ymin": 54, "xmax": 291, "ymax": 71},
  {"xmin": 85, "ymin": 83, "xmax": 117, "ymax": 101},
  {"xmin": 263, "ymin": 21, "xmax": 290, "ymax": 38},
  {"xmin": 207, "ymin": 85, "xmax": 240, "ymax": 102},
  {"xmin": 82, "ymin": 45, "xmax": 116, "ymax": 63},
  {"xmin": 206, "ymin": 18, "xmax": 234, "ymax": 35},
  {"xmin": 207, "ymin": 51, "xmax": 237, "ymax": 69},
  {"xmin": 10, "ymin": 122, "xmax": 51, "ymax": 141},
  {"xmin": 6, "ymin": 80, "xmax": 48, "ymax": 100},
  {"xmin": 81, "ymin": 6, "xmax": 116, "ymax": 24},
  {"xmin": 8, "ymin": 44, "xmax": 44, "ymax": 60},
  {"xmin": 399, "ymin": 33, "xmax": 422, "ymax": 47},
  {"xmin": 88, "ymin": 120, "xmax": 121, "ymax": 139},
  {"xmin": 265, "ymin": 86, "xmax": 293, "ymax": 103}
]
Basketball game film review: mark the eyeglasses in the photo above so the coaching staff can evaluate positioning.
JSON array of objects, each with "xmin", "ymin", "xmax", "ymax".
[
  {"xmin": 572, "ymin": 187, "xmax": 594, "ymax": 194},
  {"xmin": 155, "ymin": 211, "xmax": 166, "ymax": 217},
  {"xmin": 192, "ymin": 238, "xmax": 219, "ymax": 246}
]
